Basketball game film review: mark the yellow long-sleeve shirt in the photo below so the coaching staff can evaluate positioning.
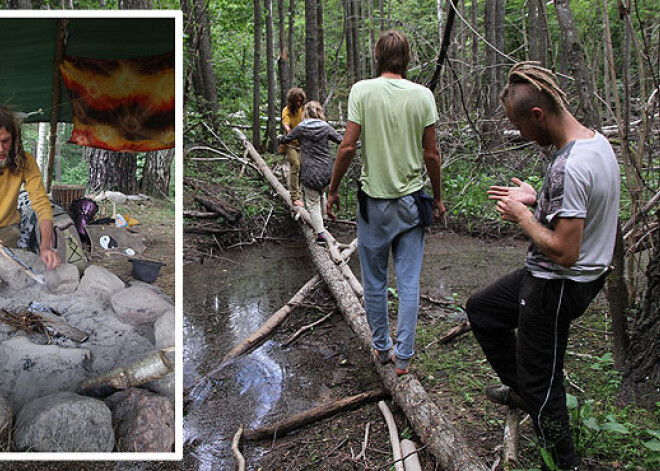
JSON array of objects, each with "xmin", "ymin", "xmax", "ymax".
[{"xmin": 0, "ymin": 152, "xmax": 53, "ymax": 228}]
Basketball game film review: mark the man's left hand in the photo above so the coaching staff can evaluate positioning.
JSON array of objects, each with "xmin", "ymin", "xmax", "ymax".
[
  {"xmin": 496, "ymin": 197, "xmax": 532, "ymax": 224},
  {"xmin": 40, "ymin": 248, "xmax": 61, "ymax": 271}
]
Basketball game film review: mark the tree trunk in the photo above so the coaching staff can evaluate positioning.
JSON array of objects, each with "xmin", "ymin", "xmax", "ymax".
[
  {"xmin": 36, "ymin": 123, "xmax": 48, "ymax": 175},
  {"xmin": 619, "ymin": 217, "xmax": 660, "ymax": 410},
  {"xmin": 7, "ymin": 0, "xmax": 32, "ymax": 7},
  {"xmin": 605, "ymin": 223, "xmax": 629, "ymax": 370},
  {"xmin": 141, "ymin": 149, "xmax": 175, "ymax": 198},
  {"xmin": 278, "ymin": 0, "xmax": 291, "ymax": 114},
  {"xmin": 470, "ymin": 0, "xmax": 481, "ymax": 111},
  {"xmin": 191, "ymin": 0, "xmax": 219, "ymax": 112},
  {"xmin": 55, "ymin": 123, "xmax": 63, "ymax": 183},
  {"xmin": 317, "ymin": 0, "xmax": 327, "ymax": 101},
  {"xmin": 305, "ymin": 0, "xmax": 320, "ymax": 100},
  {"xmin": 484, "ymin": 0, "xmax": 498, "ymax": 118},
  {"xmin": 344, "ymin": 0, "xmax": 356, "ymax": 85},
  {"xmin": 265, "ymin": 0, "xmax": 278, "ymax": 152},
  {"xmin": 86, "ymin": 149, "xmax": 137, "ymax": 194},
  {"xmin": 288, "ymin": 0, "xmax": 295, "ymax": 87},
  {"xmin": 553, "ymin": 0, "xmax": 601, "ymax": 130},
  {"xmin": 253, "ymin": 0, "xmax": 263, "ymax": 149}
]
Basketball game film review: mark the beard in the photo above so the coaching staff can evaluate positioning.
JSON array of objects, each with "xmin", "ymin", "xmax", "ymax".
[{"xmin": 0, "ymin": 155, "xmax": 8, "ymax": 169}]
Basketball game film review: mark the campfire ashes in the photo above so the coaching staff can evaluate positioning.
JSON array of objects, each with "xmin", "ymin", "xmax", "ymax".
[{"xmin": 0, "ymin": 249, "xmax": 175, "ymax": 453}]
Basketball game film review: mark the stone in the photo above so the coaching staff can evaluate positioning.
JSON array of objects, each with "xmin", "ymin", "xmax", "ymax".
[
  {"xmin": 14, "ymin": 391, "xmax": 114, "ymax": 452},
  {"xmin": 154, "ymin": 309, "xmax": 175, "ymax": 349},
  {"xmin": 0, "ymin": 336, "xmax": 91, "ymax": 411},
  {"xmin": 43, "ymin": 263, "xmax": 80, "ymax": 294},
  {"xmin": 105, "ymin": 388, "xmax": 174, "ymax": 452},
  {"xmin": 111, "ymin": 286, "xmax": 173, "ymax": 327},
  {"xmin": 0, "ymin": 394, "xmax": 11, "ymax": 447},
  {"xmin": 77, "ymin": 265, "xmax": 126, "ymax": 303},
  {"xmin": 0, "ymin": 248, "xmax": 43, "ymax": 290}
]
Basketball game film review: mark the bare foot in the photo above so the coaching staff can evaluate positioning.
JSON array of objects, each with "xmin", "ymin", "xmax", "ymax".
[{"xmin": 292, "ymin": 200, "xmax": 305, "ymax": 207}]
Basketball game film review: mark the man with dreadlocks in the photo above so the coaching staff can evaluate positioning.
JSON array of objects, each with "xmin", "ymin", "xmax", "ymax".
[
  {"xmin": 0, "ymin": 107, "xmax": 60, "ymax": 270},
  {"xmin": 466, "ymin": 62, "xmax": 619, "ymax": 470}
]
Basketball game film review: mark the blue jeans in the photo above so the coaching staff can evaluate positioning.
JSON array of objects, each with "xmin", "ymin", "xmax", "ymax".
[{"xmin": 357, "ymin": 194, "xmax": 425, "ymax": 361}]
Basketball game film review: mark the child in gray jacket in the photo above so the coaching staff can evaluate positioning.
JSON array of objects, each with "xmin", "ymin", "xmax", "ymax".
[{"xmin": 278, "ymin": 101, "xmax": 343, "ymax": 243}]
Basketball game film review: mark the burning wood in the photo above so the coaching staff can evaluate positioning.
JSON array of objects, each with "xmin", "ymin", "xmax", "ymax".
[{"xmin": 0, "ymin": 302, "xmax": 89, "ymax": 343}]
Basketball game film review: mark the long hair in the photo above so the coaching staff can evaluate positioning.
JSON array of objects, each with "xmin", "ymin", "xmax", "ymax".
[
  {"xmin": 374, "ymin": 30, "xmax": 410, "ymax": 78},
  {"xmin": 286, "ymin": 88, "xmax": 306, "ymax": 115},
  {"xmin": 0, "ymin": 107, "xmax": 27, "ymax": 174},
  {"xmin": 303, "ymin": 101, "xmax": 326, "ymax": 121}
]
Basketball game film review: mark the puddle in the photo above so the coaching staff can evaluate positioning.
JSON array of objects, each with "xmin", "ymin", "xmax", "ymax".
[{"xmin": 183, "ymin": 243, "xmax": 324, "ymax": 470}]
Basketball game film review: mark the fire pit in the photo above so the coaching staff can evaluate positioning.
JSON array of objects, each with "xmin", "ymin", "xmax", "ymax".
[{"xmin": 0, "ymin": 249, "xmax": 175, "ymax": 453}]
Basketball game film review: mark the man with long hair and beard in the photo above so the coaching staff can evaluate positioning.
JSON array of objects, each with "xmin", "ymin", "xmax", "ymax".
[{"xmin": 0, "ymin": 107, "xmax": 60, "ymax": 270}]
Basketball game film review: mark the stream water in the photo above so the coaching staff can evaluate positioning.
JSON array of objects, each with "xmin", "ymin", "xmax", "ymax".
[{"xmin": 183, "ymin": 243, "xmax": 327, "ymax": 470}]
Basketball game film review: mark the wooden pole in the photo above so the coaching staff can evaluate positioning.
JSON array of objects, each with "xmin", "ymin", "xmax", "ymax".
[{"xmin": 46, "ymin": 19, "xmax": 67, "ymax": 192}]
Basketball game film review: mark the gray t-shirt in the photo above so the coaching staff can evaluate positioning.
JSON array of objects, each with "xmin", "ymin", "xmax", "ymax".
[{"xmin": 525, "ymin": 132, "xmax": 620, "ymax": 282}]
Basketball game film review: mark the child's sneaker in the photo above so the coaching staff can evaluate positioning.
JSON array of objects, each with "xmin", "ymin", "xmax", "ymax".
[{"xmin": 316, "ymin": 233, "xmax": 327, "ymax": 245}]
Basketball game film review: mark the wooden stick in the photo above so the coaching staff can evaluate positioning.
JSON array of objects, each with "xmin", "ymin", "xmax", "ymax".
[
  {"xmin": 0, "ymin": 245, "xmax": 45, "ymax": 285},
  {"xmin": 503, "ymin": 408, "xmax": 520, "ymax": 465},
  {"xmin": 282, "ymin": 311, "xmax": 334, "ymax": 347},
  {"xmin": 438, "ymin": 321, "xmax": 472, "ymax": 344},
  {"xmin": 243, "ymin": 388, "xmax": 388, "ymax": 441},
  {"xmin": 378, "ymin": 401, "xmax": 404, "ymax": 471},
  {"xmin": 352, "ymin": 421, "xmax": 370, "ymax": 461},
  {"xmin": 400, "ymin": 439, "xmax": 423, "ymax": 471},
  {"xmin": 231, "ymin": 425, "xmax": 246, "ymax": 471}
]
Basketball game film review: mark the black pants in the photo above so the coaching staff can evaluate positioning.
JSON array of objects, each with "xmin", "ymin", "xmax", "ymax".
[{"xmin": 466, "ymin": 268, "xmax": 606, "ymax": 469}]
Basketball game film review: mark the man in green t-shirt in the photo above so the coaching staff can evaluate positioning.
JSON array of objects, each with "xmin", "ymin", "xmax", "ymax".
[{"xmin": 327, "ymin": 30, "xmax": 446, "ymax": 375}]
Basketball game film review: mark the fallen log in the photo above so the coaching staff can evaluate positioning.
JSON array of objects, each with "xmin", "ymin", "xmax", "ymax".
[
  {"xmin": 242, "ymin": 388, "xmax": 388, "ymax": 441},
  {"xmin": 194, "ymin": 195, "xmax": 242, "ymax": 223},
  {"xmin": 236, "ymin": 129, "xmax": 489, "ymax": 471},
  {"xmin": 76, "ymin": 347, "xmax": 175, "ymax": 397}
]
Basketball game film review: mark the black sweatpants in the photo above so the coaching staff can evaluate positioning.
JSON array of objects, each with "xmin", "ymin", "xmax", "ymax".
[{"xmin": 466, "ymin": 268, "xmax": 606, "ymax": 469}]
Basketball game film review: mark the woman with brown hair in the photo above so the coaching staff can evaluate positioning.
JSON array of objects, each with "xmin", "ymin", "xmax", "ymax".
[{"xmin": 281, "ymin": 88, "xmax": 306, "ymax": 207}]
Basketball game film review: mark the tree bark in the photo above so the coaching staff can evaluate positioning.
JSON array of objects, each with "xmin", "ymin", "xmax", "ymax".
[
  {"xmin": 317, "ymin": 0, "xmax": 327, "ymax": 101},
  {"xmin": 288, "ymin": 0, "xmax": 296, "ymax": 87},
  {"xmin": 606, "ymin": 223, "xmax": 629, "ymax": 370},
  {"xmin": 619, "ymin": 217, "xmax": 660, "ymax": 410},
  {"xmin": 86, "ymin": 149, "xmax": 137, "ymax": 194},
  {"xmin": 305, "ymin": 0, "xmax": 320, "ymax": 100},
  {"xmin": 554, "ymin": 0, "xmax": 601, "ymax": 130},
  {"xmin": 187, "ymin": 0, "xmax": 219, "ymax": 110},
  {"xmin": 141, "ymin": 149, "xmax": 175, "ymax": 198}
]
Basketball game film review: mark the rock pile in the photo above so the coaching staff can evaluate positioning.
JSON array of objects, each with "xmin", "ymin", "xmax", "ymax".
[{"xmin": 0, "ymin": 249, "xmax": 175, "ymax": 453}]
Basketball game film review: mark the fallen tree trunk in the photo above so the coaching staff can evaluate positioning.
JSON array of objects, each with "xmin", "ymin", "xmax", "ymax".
[
  {"xmin": 194, "ymin": 195, "xmax": 242, "ymax": 223},
  {"xmin": 235, "ymin": 129, "xmax": 489, "ymax": 471},
  {"xmin": 243, "ymin": 388, "xmax": 388, "ymax": 441}
]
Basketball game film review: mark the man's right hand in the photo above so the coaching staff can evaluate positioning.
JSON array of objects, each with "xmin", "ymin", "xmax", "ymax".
[
  {"xmin": 326, "ymin": 193, "xmax": 340, "ymax": 221},
  {"xmin": 433, "ymin": 200, "xmax": 446, "ymax": 222},
  {"xmin": 488, "ymin": 177, "xmax": 537, "ymax": 206}
]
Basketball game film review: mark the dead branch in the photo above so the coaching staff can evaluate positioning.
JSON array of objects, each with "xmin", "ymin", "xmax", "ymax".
[
  {"xmin": 183, "ymin": 210, "xmax": 219, "ymax": 219},
  {"xmin": 242, "ymin": 388, "xmax": 389, "ymax": 441},
  {"xmin": 503, "ymin": 408, "xmax": 520, "ymax": 465},
  {"xmin": 77, "ymin": 347, "xmax": 175, "ymax": 397},
  {"xmin": 231, "ymin": 425, "xmax": 246, "ymax": 471},
  {"xmin": 400, "ymin": 439, "xmax": 423, "ymax": 471},
  {"xmin": 438, "ymin": 321, "xmax": 472, "ymax": 344},
  {"xmin": 621, "ymin": 189, "xmax": 660, "ymax": 234},
  {"xmin": 352, "ymin": 422, "xmax": 370, "ymax": 462},
  {"xmin": 283, "ymin": 311, "xmax": 335, "ymax": 347},
  {"xmin": 378, "ymin": 401, "xmax": 404, "ymax": 471},
  {"xmin": 420, "ymin": 294, "xmax": 465, "ymax": 311}
]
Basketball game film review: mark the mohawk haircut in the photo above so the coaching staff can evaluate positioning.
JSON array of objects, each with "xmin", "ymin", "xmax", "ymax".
[{"xmin": 500, "ymin": 61, "xmax": 569, "ymax": 117}]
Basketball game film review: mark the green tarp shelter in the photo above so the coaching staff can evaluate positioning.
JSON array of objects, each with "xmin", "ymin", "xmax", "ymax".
[{"xmin": 0, "ymin": 17, "xmax": 175, "ymax": 123}]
